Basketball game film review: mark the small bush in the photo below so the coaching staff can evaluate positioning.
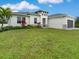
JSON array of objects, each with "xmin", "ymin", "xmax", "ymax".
[
  {"xmin": 75, "ymin": 23, "xmax": 79, "ymax": 28},
  {"xmin": 13, "ymin": 26, "xmax": 24, "ymax": 30},
  {"xmin": 3, "ymin": 26, "xmax": 13, "ymax": 31},
  {"xmin": 26, "ymin": 25, "xmax": 34, "ymax": 29},
  {"xmin": 0, "ymin": 26, "xmax": 13, "ymax": 32},
  {"xmin": 0, "ymin": 25, "xmax": 42, "ymax": 32},
  {"xmin": 26, "ymin": 25, "xmax": 42, "ymax": 29},
  {"xmin": 0, "ymin": 29, "xmax": 3, "ymax": 32},
  {"xmin": 75, "ymin": 19, "xmax": 79, "ymax": 28},
  {"xmin": 37, "ymin": 25, "xmax": 41, "ymax": 28},
  {"xmin": 0, "ymin": 26, "xmax": 26, "ymax": 32}
]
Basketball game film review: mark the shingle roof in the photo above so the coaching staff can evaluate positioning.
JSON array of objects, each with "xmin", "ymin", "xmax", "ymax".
[
  {"xmin": 48, "ymin": 13, "xmax": 76, "ymax": 19},
  {"xmin": 49, "ymin": 14, "xmax": 67, "ymax": 18},
  {"xmin": 12, "ymin": 12, "xmax": 40, "ymax": 16}
]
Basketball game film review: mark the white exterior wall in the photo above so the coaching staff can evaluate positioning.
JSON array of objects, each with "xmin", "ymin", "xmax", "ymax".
[
  {"xmin": 48, "ymin": 17, "xmax": 75, "ymax": 29},
  {"xmin": 28, "ymin": 14, "xmax": 48, "ymax": 27},
  {"xmin": 48, "ymin": 17, "xmax": 67, "ymax": 29},
  {"xmin": 41, "ymin": 15, "xmax": 48, "ymax": 25},
  {"xmin": 38, "ymin": 12, "xmax": 48, "ymax": 26},
  {"xmin": 25, "ymin": 17, "xmax": 30, "ymax": 26},
  {"xmin": 29, "ymin": 15, "xmax": 40, "ymax": 25},
  {"xmin": 8, "ymin": 16, "xmax": 30, "ymax": 26},
  {"xmin": 8, "ymin": 16, "xmax": 20, "ymax": 26},
  {"xmin": 8, "ymin": 15, "xmax": 41, "ymax": 26}
]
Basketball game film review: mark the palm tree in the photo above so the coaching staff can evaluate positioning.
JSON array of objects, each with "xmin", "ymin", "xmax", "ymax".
[{"xmin": 0, "ymin": 7, "xmax": 12, "ymax": 30}]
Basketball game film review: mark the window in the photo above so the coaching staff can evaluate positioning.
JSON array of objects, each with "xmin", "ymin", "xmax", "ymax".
[
  {"xmin": 17, "ymin": 16, "xmax": 21, "ymax": 23},
  {"xmin": 22, "ymin": 17, "xmax": 25, "ymax": 21},
  {"xmin": 34, "ymin": 18, "xmax": 37, "ymax": 24}
]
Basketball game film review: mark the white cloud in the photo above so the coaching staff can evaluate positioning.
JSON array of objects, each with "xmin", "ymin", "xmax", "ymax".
[
  {"xmin": 12, "ymin": 10, "xmax": 19, "ymax": 12},
  {"xmin": 1, "ymin": 1, "xmax": 40, "ymax": 12},
  {"xmin": 38, "ymin": 0, "xmax": 63, "ymax": 4}
]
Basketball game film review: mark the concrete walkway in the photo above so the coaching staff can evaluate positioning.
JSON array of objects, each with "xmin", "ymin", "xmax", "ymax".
[{"xmin": 66, "ymin": 28, "xmax": 79, "ymax": 30}]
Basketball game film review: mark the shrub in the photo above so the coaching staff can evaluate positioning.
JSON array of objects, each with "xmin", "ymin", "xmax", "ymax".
[
  {"xmin": 0, "ymin": 26, "xmax": 26, "ymax": 32},
  {"xmin": 37, "ymin": 22, "xmax": 41, "ymax": 28},
  {"xmin": 13, "ymin": 26, "xmax": 24, "ymax": 30},
  {"xmin": 75, "ymin": 18, "xmax": 79, "ymax": 28},
  {"xmin": 37, "ymin": 25, "xmax": 41, "ymax": 28},
  {"xmin": 0, "ymin": 29, "xmax": 3, "ymax": 32},
  {"xmin": 3, "ymin": 26, "xmax": 13, "ymax": 31},
  {"xmin": 0, "ymin": 26, "xmax": 13, "ymax": 32},
  {"xmin": 0, "ymin": 25, "xmax": 42, "ymax": 32},
  {"xmin": 75, "ymin": 23, "xmax": 79, "ymax": 28},
  {"xmin": 26, "ymin": 25, "xmax": 42, "ymax": 29},
  {"xmin": 26, "ymin": 25, "xmax": 34, "ymax": 29}
]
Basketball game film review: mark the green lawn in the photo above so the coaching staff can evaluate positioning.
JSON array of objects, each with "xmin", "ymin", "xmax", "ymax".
[{"xmin": 0, "ymin": 28, "xmax": 79, "ymax": 59}]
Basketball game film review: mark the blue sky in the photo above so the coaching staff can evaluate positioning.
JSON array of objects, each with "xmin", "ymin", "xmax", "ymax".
[{"xmin": 0, "ymin": 0, "xmax": 79, "ymax": 16}]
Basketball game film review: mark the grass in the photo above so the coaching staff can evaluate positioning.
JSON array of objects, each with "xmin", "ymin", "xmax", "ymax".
[{"xmin": 0, "ymin": 28, "xmax": 79, "ymax": 59}]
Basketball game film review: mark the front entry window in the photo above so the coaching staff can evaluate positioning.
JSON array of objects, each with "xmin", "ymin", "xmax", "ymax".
[
  {"xmin": 22, "ymin": 17, "xmax": 26, "ymax": 26},
  {"xmin": 34, "ymin": 18, "xmax": 37, "ymax": 24},
  {"xmin": 17, "ymin": 16, "xmax": 21, "ymax": 23}
]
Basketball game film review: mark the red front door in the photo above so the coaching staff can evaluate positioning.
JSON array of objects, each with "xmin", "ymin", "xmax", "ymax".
[{"xmin": 22, "ymin": 17, "xmax": 26, "ymax": 27}]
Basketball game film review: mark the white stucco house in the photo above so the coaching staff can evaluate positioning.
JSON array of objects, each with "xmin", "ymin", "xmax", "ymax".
[
  {"xmin": 0, "ymin": 10, "xmax": 76, "ymax": 29},
  {"xmin": 8, "ymin": 10, "xmax": 48, "ymax": 27}
]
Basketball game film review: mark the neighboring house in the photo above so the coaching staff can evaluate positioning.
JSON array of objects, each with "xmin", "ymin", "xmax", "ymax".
[
  {"xmin": 0, "ymin": 10, "xmax": 76, "ymax": 29},
  {"xmin": 48, "ymin": 14, "xmax": 76, "ymax": 29}
]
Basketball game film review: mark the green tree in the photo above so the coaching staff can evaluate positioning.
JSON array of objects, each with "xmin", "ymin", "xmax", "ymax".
[
  {"xmin": 0, "ymin": 7, "xmax": 12, "ymax": 30},
  {"xmin": 75, "ymin": 17, "xmax": 79, "ymax": 28}
]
